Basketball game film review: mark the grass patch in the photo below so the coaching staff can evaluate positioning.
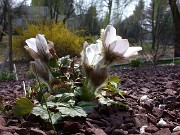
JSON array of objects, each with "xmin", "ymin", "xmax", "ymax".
[{"xmin": 0, "ymin": 70, "xmax": 15, "ymax": 81}]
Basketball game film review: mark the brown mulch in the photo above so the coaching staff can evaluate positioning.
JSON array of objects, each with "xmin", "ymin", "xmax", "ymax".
[{"xmin": 0, "ymin": 63, "xmax": 180, "ymax": 135}]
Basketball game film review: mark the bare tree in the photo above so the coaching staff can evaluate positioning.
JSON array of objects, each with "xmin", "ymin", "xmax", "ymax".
[
  {"xmin": 0, "ymin": 0, "xmax": 27, "ymax": 72},
  {"xmin": 0, "ymin": 0, "xmax": 27, "ymax": 41},
  {"xmin": 97, "ymin": 0, "xmax": 132, "ymax": 26}
]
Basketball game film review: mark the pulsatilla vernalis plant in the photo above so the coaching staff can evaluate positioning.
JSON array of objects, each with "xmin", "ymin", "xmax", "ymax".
[{"xmin": 13, "ymin": 25, "xmax": 142, "ymax": 128}]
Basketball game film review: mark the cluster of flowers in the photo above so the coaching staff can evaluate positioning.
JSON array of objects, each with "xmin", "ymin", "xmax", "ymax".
[
  {"xmin": 81, "ymin": 25, "xmax": 142, "ymax": 88},
  {"xmin": 24, "ymin": 25, "xmax": 142, "ymax": 97}
]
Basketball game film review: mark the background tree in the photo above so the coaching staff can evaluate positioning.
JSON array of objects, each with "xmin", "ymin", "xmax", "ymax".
[
  {"xmin": 83, "ymin": 5, "xmax": 100, "ymax": 36},
  {"xmin": 0, "ymin": 0, "xmax": 27, "ymax": 41},
  {"xmin": 97, "ymin": 0, "xmax": 132, "ymax": 27},
  {"xmin": 168, "ymin": 0, "xmax": 180, "ymax": 57},
  {"xmin": 116, "ymin": 0, "xmax": 145, "ymax": 43},
  {"xmin": 31, "ymin": 0, "xmax": 74, "ymax": 23}
]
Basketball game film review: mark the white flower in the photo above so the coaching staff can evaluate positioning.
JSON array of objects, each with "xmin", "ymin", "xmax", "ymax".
[
  {"xmin": 25, "ymin": 34, "xmax": 51, "ymax": 61},
  {"xmin": 102, "ymin": 25, "xmax": 142, "ymax": 60},
  {"xmin": 81, "ymin": 42, "xmax": 108, "ymax": 87},
  {"xmin": 82, "ymin": 42, "xmax": 104, "ymax": 67}
]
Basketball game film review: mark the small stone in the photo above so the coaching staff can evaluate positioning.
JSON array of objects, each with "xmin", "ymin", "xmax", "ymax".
[
  {"xmin": 141, "ymin": 88, "xmax": 150, "ymax": 93},
  {"xmin": 88, "ymin": 110, "xmax": 101, "ymax": 120},
  {"xmin": 147, "ymin": 113, "xmax": 157, "ymax": 124},
  {"xmin": 93, "ymin": 128, "xmax": 107, "ymax": 135},
  {"xmin": 165, "ymin": 81, "xmax": 173, "ymax": 89},
  {"xmin": 86, "ymin": 118, "xmax": 104, "ymax": 126},
  {"xmin": 112, "ymin": 129, "xmax": 127, "ymax": 135},
  {"xmin": 124, "ymin": 123, "xmax": 134, "ymax": 128},
  {"xmin": 6, "ymin": 119, "xmax": 19, "ymax": 126},
  {"xmin": 157, "ymin": 118, "xmax": 168, "ymax": 127},
  {"xmin": 143, "ymin": 100, "xmax": 153, "ymax": 110},
  {"xmin": 164, "ymin": 96, "xmax": 177, "ymax": 104},
  {"xmin": 152, "ymin": 107, "xmax": 164, "ymax": 118},
  {"xmin": 152, "ymin": 128, "xmax": 171, "ymax": 135},
  {"xmin": 104, "ymin": 127, "xmax": 114, "ymax": 134},
  {"xmin": 145, "ymin": 124, "xmax": 158, "ymax": 133},
  {"xmin": 173, "ymin": 126, "xmax": 180, "ymax": 132},
  {"xmin": 10, "ymin": 126, "xmax": 28, "ymax": 135},
  {"xmin": 30, "ymin": 128, "xmax": 47, "ymax": 135},
  {"xmin": 134, "ymin": 114, "xmax": 148, "ymax": 128},
  {"xmin": 138, "ymin": 106, "xmax": 146, "ymax": 114},
  {"xmin": 158, "ymin": 104, "xmax": 166, "ymax": 110},
  {"xmin": 124, "ymin": 117, "xmax": 134, "ymax": 123},
  {"xmin": 46, "ymin": 130, "xmax": 54, "ymax": 135},
  {"xmin": 140, "ymin": 125, "xmax": 148, "ymax": 134},
  {"xmin": 128, "ymin": 128, "xmax": 140, "ymax": 134},
  {"xmin": 171, "ymin": 131, "xmax": 180, "ymax": 135},
  {"xmin": 0, "ymin": 115, "xmax": 6, "ymax": 126},
  {"xmin": 100, "ymin": 119, "xmax": 111, "ymax": 127},
  {"xmin": 109, "ymin": 114, "xmax": 123, "ymax": 127},
  {"xmin": 140, "ymin": 95, "xmax": 149, "ymax": 103},
  {"xmin": 165, "ymin": 89, "xmax": 176, "ymax": 95},
  {"xmin": 0, "ymin": 131, "xmax": 13, "ymax": 135}
]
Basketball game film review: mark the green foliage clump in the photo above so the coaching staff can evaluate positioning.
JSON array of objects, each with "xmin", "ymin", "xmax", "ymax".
[
  {"xmin": 13, "ymin": 22, "xmax": 86, "ymax": 60},
  {"xmin": 174, "ymin": 60, "xmax": 180, "ymax": 65},
  {"xmin": 0, "ymin": 70, "xmax": 15, "ymax": 81},
  {"xmin": 26, "ymin": 69, "xmax": 35, "ymax": 79},
  {"xmin": 130, "ymin": 59, "xmax": 143, "ymax": 67}
]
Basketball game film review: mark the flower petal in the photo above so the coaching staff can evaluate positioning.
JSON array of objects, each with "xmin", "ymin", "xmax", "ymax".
[
  {"xmin": 91, "ymin": 54, "xmax": 103, "ymax": 66},
  {"xmin": 36, "ymin": 34, "xmax": 48, "ymax": 54},
  {"xmin": 85, "ymin": 44, "xmax": 103, "ymax": 66},
  {"xmin": 25, "ymin": 38, "xmax": 38, "ymax": 52},
  {"xmin": 109, "ymin": 39, "xmax": 129, "ymax": 55},
  {"xmin": 103, "ymin": 25, "xmax": 116, "ymax": 46},
  {"xmin": 24, "ymin": 46, "xmax": 39, "ymax": 59},
  {"xmin": 123, "ymin": 47, "xmax": 142, "ymax": 57}
]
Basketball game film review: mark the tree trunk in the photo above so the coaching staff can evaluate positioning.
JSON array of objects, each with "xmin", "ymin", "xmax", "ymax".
[
  {"xmin": 8, "ymin": 14, "xmax": 13, "ymax": 72},
  {"xmin": 151, "ymin": 0, "xmax": 155, "ymax": 50},
  {"xmin": 107, "ymin": 0, "xmax": 112, "ymax": 24},
  {"xmin": 169, "ymin": 0, "xmax": 180, "ymax": 57}
]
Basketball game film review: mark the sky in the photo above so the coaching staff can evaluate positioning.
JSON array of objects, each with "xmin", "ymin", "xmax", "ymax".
[{"xmin": 19, "ymin": 0, "xmax": 151, "ymax": 18}]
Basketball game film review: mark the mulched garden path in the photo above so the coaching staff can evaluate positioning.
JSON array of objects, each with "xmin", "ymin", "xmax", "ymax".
[{"xmin": 0, "ymin": 63, "xmax": 180, "ymax": 135}]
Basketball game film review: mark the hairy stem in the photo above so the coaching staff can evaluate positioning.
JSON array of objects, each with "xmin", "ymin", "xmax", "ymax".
[{"xmin": 35, "ymin": 69, "xmax": 57, "ymax": 135}]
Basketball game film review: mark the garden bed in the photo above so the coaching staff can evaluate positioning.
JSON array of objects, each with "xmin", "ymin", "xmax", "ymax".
[{"xmin": 0, "ymin": 63, "xmax": 180, "ymax": 135}]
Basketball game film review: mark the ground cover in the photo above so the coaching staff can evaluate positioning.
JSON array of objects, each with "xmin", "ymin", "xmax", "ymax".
[{"xmin": 0, "ymin": 62, "xmax": 179, "ymax": 135}]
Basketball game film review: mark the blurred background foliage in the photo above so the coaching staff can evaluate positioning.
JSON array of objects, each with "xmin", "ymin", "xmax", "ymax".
[{"xmin": 13, "ymin": 22, "xmax": 88, "ymax": 60}]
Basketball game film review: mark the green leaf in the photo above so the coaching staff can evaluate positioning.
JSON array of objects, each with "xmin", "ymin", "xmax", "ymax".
[
  {"xmin": 51, "ymin": 112, "xmax": 61, "ymax": 124},
  {"xmin": 46, "ymin": 101, "xmax": 68, "ymax": 108},
  {"xmin": 13, "ymin": 97, "xmax": 34, "ymax": 117},
  {"xmin": 98, "ymin": 96, "xmax": 114, "ymax": 106},
  {"xmin": 32, "ymin": 106, "xmax": 62, "ymax": 124},
  {"xmin": 55, "ymin": 93, "xmax": 74, "ymax": 102},
  {"xmin": 32, "ymin": 106, "xmax": 49, "ymax": 120},
  {"xmin": 58, "ymin": 55, "xmax": 72, "ymax": 67},
  {"xmin": 108, "ymin": 76, "xmax": 120, "ymax": 83},
  {"xmin": 98, "ymin": 96, "xmax": 128, "ymax": 109},
  {"xmin": 56, "ymin": 106, "xmax": 87, "ymax": 117},
  {"xmin": 77, "ymin": 101, "xmax": 97, "ymax": 112},
  {"xmin": 49, "ymin": 57, "xmax": 58, "ymax": 68}
]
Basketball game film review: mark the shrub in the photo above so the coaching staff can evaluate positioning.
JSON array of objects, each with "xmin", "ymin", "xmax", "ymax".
[
  {"xmin": 174, "ymin": 60, "xmax": 180, "ymax": 65},
  {"xmin": 13, "ymin": 22, "xmax": 87, "ymax": 60},
  {"xmin": 130, "ymin": 59, "xmax": 142, "ymax": 67}
]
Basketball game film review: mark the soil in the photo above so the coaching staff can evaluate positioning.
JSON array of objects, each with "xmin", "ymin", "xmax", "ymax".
[{"xmin": 0, "ymin": 62, "xmax": 180, "ymax": 135}]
